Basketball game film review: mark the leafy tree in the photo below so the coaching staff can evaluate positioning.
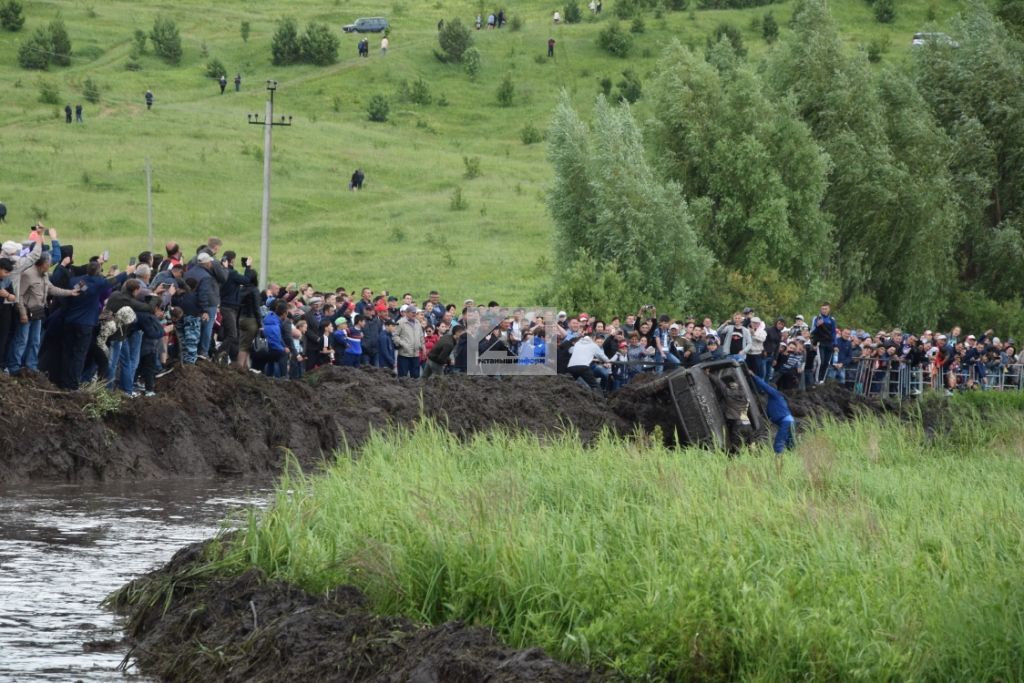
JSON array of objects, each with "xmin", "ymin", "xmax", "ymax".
[
  {"xmin": 631, "ymin": 16, "xmax": 646, "ymax": 33},
  {"xmin": 150, "ymin": 16, "xmax": 182, "ymax": 65},
  {"xmin": 873, "ymin": 0, "xmax": 896, "ymax": 24},
  {"xmin": 300, "ymin": 21, "xmax": 339, "ymax": 65},
  {"xmin": 0, "ymin": 0, "xmax": 25, "ymax": 31},
  {"xmin": 997, "ymin": 0, "xmax": 1024, "ymax": 36},
  {"xmin": 271, "ymin": 17, "xmax": 301, "ymax": 65},
  {"xmin": 597, "ymin": 23, "xmax": 633, "ymax": 57},
  {"xmin": 707, "ymin": 23, "xmax": 746, "ymax": 57},
  {"xmin": 48, "ymin": 16, "xmax": 71, "ymax": 66},
  {"xmin": 762, "ymin": 11, "xmax": 779, "ymax": 43},
  {"xmin": 240, "ymin": 20, "xmax": 251, "ymax": 43},
  {"xmin": 496, "ymin": 72, "xmax": 515, "ymax": 107},
  {"xmin": 205, "ymin": 57, "xmax": 226, "ymax": 79},
  {"xmin": 18, "ymin": 28, "xmax": 51, "ymax": 69},
  {"xmin": 564, "ymin": 1, "xmax": 583, "ymax": 24},
  {"xmin": 615, "ymin": 69, "xmax": 642, "ymax": 103},
  {"xmin": 83, "ymin": 76, "xmax": 100, "ymax": 103},
  {"xmin": 367, "ymin": 94, "xmax": 389, "ymax": 122},
  {"xmin": 462, "ymin": 46, "xmax": 481, "ymax": 80},
  {"xmin": 547, "ymin": 92, "xmax": 712, "ymax": 307},
  {"xmin": 438, "ymin": 17, "xmax": 473, "ymax": 63}
]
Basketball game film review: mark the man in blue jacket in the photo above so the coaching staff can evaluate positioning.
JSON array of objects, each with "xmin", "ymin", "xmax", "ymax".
[
  {"xmin": 810, "ymin": 302, "xmax": 837, "ymax": 385},
  {"xmin": 751, "ymin": 374, "xmax": 796, "ymax": 455},
  {"xmin": 260, "ymin": 299, "xmax": 289, "ymax": 377},
  {"xmin": 60, "ymin": 261, "xmax": 111, "ymax": 389}
]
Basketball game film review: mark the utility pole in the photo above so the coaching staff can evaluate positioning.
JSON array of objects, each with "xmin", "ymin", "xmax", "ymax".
[
  {"xmin": 145, "ymin": 158, "xmax": 154, "ymax": 252},
  {"xmin": 247, "ymin": 80, "xmax": 292, "ymax": 291}
]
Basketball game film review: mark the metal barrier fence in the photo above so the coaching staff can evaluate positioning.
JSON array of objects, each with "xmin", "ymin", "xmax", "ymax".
[{"xmin": 837, "ymin": 358, "xmax": 1024, "ymax": 399}]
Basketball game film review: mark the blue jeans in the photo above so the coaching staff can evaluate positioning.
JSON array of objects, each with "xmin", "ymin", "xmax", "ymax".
[
  {"xmin": 198, "ymin": 306, "xmax": 217, "ymax": 358},
  {"xmin": 108, "ymin": 330, "xmax": 142, "ymax": 393},
  {"xmin": 8, "ymin": 319, "xmax": 43, "ymax": 372},
  {"xmin": 773, "ymin": 416, "xmax": 795, "ymax": 454}
]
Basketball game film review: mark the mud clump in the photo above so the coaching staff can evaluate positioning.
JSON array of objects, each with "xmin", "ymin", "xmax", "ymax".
[
  {"xmin": 783, "ymin": 382, "xmax": 893, "ymax": 424},
  {"xmin": 112, "ymin": 541, "xmax": 597, "ymax": 683},
  {"xmin": 0, "ymin": 365, "xmax": 628, "ymax": 484}
]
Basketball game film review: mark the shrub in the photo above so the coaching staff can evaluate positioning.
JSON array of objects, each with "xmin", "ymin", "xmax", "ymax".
[
  {"xmin": 668, "ymin": 0, "xmax": 688, "ymax": 9},
  {"xmin": 240, "ymin": 20, "xmax": 251, "ymax": 43},
  {"xmin": 48, "ymin": 16, "xmax": 72, "ymax": 66},
  {"xmin": 18, "ymin": 28, "xmax": 51, "ymax": 70},
  {"xmin": 520, "ymin": 122, "xmax": 544, "ymax": 145},
  {"xmin": 83, "ymin": 77, "xmax": 100, "ymax": 103},
  {"xmin": 509, "ymin": 14, "xmax": 523, "ymax": 31},
  {"xmin": 874, "ymin": 0, "xmax": 896, "ymax": 23},
  {"xmin": 616, "ymin": 68, "xmax": 642, "ymax": 103},
  {"xmin": 496, "ymin": 72, "xmax": 515, "ymax": 107},
  {"xmin": 272, "ymin": 17, "xmax": 301, "ymax": 65},
  {"xmin": 708, "ymin": 22, "xmax": 746, "ymax": 57},
  {"xmin": 599, "ymin": 76, "xmax": 613, "ymax": 96},
  {"xmin": 463, "ymin": 156, "xmax": 482, "ymax": 179},
  {"xmin": 438, "ymin": 17, "xmax": 473, "ymax": 63},
  {"xmin": 132, "ymin": 27, "xmax": 147, "ymax": 53},
  {"xmin": 301, "ymin": 21, "xmax": 339, "ymax": 65},
  {"xmin": 204, "ymin": 58, "xmax": 225, "ymax": 80},
  {"xmin": 762, "ymin": 11, "xmax": 779, "ymax": 43},
  {"xmin": 400, "ymin": 77, "xmax": 432, "ymax": 105},
  {"xmin": 615, "ymin": 0, "xmax": 639, "ymax": 18},
  {"xmin": 367, "ymin": 94, "xmax": 389, "ymax": 122},
  {"xmin": 450, "ymin": 186, "xmax": 468, "ymax": 210},
  {"xmin": 867, "ymin": 35, "xmax": 890, "ymax": 63},
  {"xmin": 564, "ymin": 1, "xmax": 583, "ymax": 23},
  {"xmin": 150, "ymin": 16, "xmax": 182, "ymax": 65},
  {"xmin": 463, "ymin": 46, "xmax": 481, "ymax": 80},
  {"xmin": 597, "ymin": 23, "xmax": 633, "ymax": 57},
  {"xmin": 0, "ymin": 0, "xmax": 25, "ymax": 31},
  {"xmin": 37, "ymin": 78, "xmax": 59, "ymax": 104},
  {"xmin": 630, "ymin": 16, "xmax": 645, "ymax": 33}
]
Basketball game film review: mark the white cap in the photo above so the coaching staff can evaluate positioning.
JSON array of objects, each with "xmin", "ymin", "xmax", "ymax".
[
  {"xmin": 557, "ymin": 310, "xmax": 567, "ymax": 318},
  {"xmin": 2, "ymin": 241, "xmax": 20, "ymax": 256},
  {"xmin": 196, "ymin": 252, "xmax": 214, "ymax": 264}
]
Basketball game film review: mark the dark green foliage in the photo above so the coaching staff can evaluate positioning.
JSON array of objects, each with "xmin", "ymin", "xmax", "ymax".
[
  {"xmin": 873, "ymin": 0, "xmax": 896, "ymax": 23},
  {"xmin": 867, "ymin": 35, "xmax": 889, "ymax": 62},
  {"xmin": 509, "ymin": 15, "xmax": 523, "ymax": 31},
  {"xmin": 438, "ymin": 17, "xmax": 473, "ymax": 63},
  {"xmin": 564, "ymin": 1, "xmax": 583, "ymax": 23},
  {"xmin": 462, "ymin": 46, "xmax": 481, "ymax": 80},
  {"xmin": 708, "ymin": 23, "xmax": 746, "ymax": 57},
  {"xmin": 599, "ymin": 76, "xmax": 613, "ymax": 96},
  {"xmin": 631, "ymin": 16, "xmax": 646, "ymax": 33},
  {"xmin": 668, "ymin": 0, "xmax": 688, "ymax": 9},
  {"xmin": 83, "ymin": 76, "xmax": 100, "ymax": 103},
  {"xmin": 37, "ymin": 79, "xmax": 59, "ymax": 103},
  {"xmin": 367, "ymin": 94, "xmax": 389, "ymax": 122},
  {"xmin": 763, "ymin": 11, "xmax": 779, "ymax": 42},
  {"xmin": 0, "ymin": 0, "xmax": 25, "ymax": 31},
  {"xmin": 133, "ymin": 28, "xmax": 146, "ymax": 53},
  {"xmin": 615, "ymin": 0, "xmax": 639, "ymax": 18},
  {"xmin": 399, "ymin": 77, "xmax": 432, "ymax": 105},
  {"xmin": 496, "ymin": 72, "xmax": 515, "ymax": 107},
  {"xmin": 616, "ymin": 69, "xmax": 642, "ymax": 103},
  {"xmin": 240, "ymin": 20, "xmax": 251, "ymax": 43},
  {"xmin": 300, "ymin": 21, "xmax": 339, "ymax": 65},
  {"xmin": 18, "ymin": 28, "xmax": 51, "ymax": 69},
  {"xmin": 271, "ymin": 18, "xmax": 301, "ymax": 65},
  {"xmin": 997, "ymin": 0, "xmax": 1024, "ymax": 36},
  {"xmin": 597, "ymin": 23, "xmax": 633, "ymax": 57},
  {"xmin": 150, "ymin": 16, "xmax": 181, "ymax": 65},
  {"xmin": 698, "ymin": 0, "xmax": 777, "ymax": 7},
  {"xmin": 521, "ymin": 123, "xmax": 544, "ymax": 145},
  {"xmin": 205, "ymin": 58, "xmax": 226, "ymax": 79},
  {"xmin": 48, "ymin": 17, "xmax": 71, "ymax": 66}
]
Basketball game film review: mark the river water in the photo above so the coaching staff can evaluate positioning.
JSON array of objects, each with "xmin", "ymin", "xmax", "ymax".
[{"xmin": 0, "ymin": 479, "xmax": 271, "ymax": 682}]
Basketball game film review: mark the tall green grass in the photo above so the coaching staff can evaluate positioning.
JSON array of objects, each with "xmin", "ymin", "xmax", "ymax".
[{"xmin": 223, "ymin": 413, "xmax": 1024, "ymax": 680}]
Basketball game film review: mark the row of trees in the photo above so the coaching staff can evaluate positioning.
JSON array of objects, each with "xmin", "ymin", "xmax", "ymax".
[{"xmin": 547, "ymin": 0, "xmax": 1024, "ymax": 332}]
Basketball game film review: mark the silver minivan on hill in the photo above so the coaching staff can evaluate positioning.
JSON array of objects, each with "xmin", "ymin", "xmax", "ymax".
[{"xmin": 343, "ymin": 17, "xmax": 389, "ymax": 33}]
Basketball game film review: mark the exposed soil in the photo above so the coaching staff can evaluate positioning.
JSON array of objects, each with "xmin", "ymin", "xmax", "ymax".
[
  {"xmin": 110, "ymin": 540, "xmax": 598, "ymax": 683},
  {"xmin": 0, "ymin": 365, "xmax": 627, "ymax": 484}
]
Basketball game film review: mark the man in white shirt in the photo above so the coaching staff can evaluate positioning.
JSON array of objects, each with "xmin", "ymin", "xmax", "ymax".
[{"xmin": 567, "ymin": 332, "xmax": 610, "ymax": 390}]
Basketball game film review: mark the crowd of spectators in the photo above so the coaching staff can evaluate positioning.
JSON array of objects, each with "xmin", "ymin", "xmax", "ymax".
[{"xmin": 0, "ymin": 226, "xmax": 1016, "ymax": 398}]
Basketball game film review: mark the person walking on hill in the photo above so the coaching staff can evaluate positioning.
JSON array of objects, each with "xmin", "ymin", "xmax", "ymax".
[
  {"xmin": 349, "ymin": 169, "xmax": 364, "ymax": 191},
  {"xmin": 548, "ymin": 38, "xmax": 556, "ymax": 58},
  {"xmin": 145, "ymin": 89, "xmax": 154, "ymax": 110},
  {"xmin": 219, "ymin": 74, "xmax": 227, "ymax": 94},
  {"xmin": 64, "ymin": 104, "xmax": 72, "ymax": 124},
  {"xmin": 234, "ymin": 73, "xmax": 241, "ymax": 92},
  {"xmin": 380, "ymin": 36, "xmax": 389, "ymax": 55},
  {"xmin": 75, "ymin": 104, "xmax": 83, "ymax": 123},
  {"xmin": 0, "ymin": 200, "xmax": 6, "ymax": 223}
]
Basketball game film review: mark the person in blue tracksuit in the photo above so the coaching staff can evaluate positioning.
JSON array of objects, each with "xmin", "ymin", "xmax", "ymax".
[{"xmin": 751, "ymin": 374, "xmax": 796, "ymax": 454}]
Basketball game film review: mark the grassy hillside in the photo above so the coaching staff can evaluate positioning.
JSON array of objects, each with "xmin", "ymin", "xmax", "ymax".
[{"xmin": 0, "ymin": 0, "xmax": 966, "ymax": 303}]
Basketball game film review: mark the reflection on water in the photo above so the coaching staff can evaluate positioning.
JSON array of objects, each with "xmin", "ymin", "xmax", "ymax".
[{"xmin": 0, "ymin": 479, "xmax": 270, "ymax": 681}]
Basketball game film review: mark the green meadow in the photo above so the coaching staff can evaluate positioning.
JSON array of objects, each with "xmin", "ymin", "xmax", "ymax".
[
  {"xmin": 1, "ymin": 0, "xmax": 966, "ymax": 302},
  {"xmin": 213, "ymin": 398, "xmax": 1024, "ymax": 680}
]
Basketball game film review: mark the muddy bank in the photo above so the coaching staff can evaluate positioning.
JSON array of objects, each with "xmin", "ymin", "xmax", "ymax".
[
  {"xmin": 111, "ymin": 540, "xmax": 597, "ymax": 683},
  {"xmin": 0, "ymin": 365, "xmax": 626, "ymax": 484}
]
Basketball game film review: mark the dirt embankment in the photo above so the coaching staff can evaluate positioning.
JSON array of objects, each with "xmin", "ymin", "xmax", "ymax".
[
  {"xmin": 0, "ymin": 365, "xmax": 627, "ymax": 484},
  {"xmin": 110, "ymin": 540, "xmax": 597, "ymax": 683}
]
